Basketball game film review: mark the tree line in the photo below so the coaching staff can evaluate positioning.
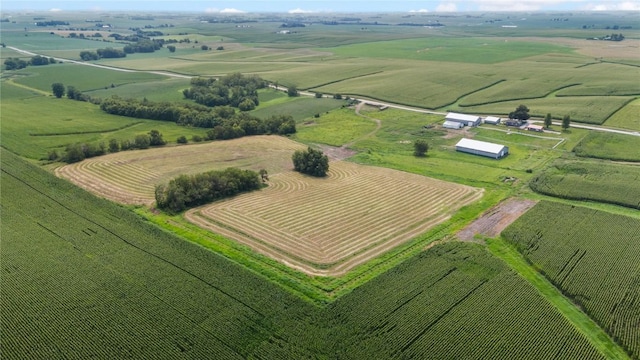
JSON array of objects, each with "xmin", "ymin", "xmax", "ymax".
[
  {"xmin": 98, "ymin": 96, "xmax": 296, "ymax": 136},
  {"xmin": 4, "ymin": 55, "xmax": 57, "ymax": 70},
  {"xmin": 155, "ymin": 168, "xmax": 263, "ymax": 213},
  {"xmin": 57, "ymin": 130, "xmax": 167, "ymax": 163}
]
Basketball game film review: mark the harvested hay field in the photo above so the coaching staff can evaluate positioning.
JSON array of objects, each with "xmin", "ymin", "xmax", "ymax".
[
  {"xmin": 187, "ymin": 161, "xmax": 483, "ymax": 276},
  {"xmin": 56, "ymin": 135, "xmax": 482, "ymax": 276},
  {"xmin": 55, "ymin": 136, "xmax": 306, "ymax": 205}
]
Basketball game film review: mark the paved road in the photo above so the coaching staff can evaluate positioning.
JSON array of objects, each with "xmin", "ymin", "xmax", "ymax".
[{"xmin": 9, "ymin": 46, "xmax": 639, "ymax": 137}]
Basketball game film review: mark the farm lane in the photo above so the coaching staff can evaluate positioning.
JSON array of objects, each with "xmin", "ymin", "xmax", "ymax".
[{"xmin": 10, "ymin": 45, "xmax": 638, "ymax": 137}]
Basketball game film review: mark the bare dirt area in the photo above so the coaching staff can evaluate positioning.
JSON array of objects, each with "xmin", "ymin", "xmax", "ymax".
[{"xmin": 456, "ymin": 198, "xmax": 538, "ymax": 242}]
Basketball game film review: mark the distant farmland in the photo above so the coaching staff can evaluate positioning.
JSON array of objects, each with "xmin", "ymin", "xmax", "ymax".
[{"xmin": 187, "ymin": 161, "xmax": 483, "ymax": 276}]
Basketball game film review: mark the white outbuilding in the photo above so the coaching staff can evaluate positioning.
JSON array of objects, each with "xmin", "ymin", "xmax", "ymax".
[
  {"xmin": 484, "ymin": 116, "xmax": 501, "ymax": 125},
  {"xmin": 455, "ymin": 138, "xmax": 509, "ymax": 159},
  {"xmin": 443, "ymin": 120, "xmax": 464, "ymax": 129},
  {"xmin": 445, "ymin": 112, "xmax": 482, "ymax": 127}
]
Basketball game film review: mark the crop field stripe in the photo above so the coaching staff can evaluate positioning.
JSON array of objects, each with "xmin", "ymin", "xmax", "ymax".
[
  {"xmin": 1, "ymin": 166, "xmax": 266, "ymax": 319},
  {"xmin": 487, "ymin": 237, "xmax": 630, "ymax": 360}
]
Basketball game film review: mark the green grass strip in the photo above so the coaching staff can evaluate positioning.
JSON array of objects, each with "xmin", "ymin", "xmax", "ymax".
[{"xmin": 486, "ymin": 237, "xmax": 630, "ymax": 360}]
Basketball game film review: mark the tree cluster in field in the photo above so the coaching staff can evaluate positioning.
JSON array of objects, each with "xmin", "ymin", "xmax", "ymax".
[
  {"xmin": 4, "ymin": 55, "xmax": 57, "ymax": 70},
  {"xmin": 292, "ymin": 147, "xmax": 329, "ymax": 177},
  {"xmin": 155, "ymin": 168, "xmax": 263, "ymax": 213},
  {"xmin": 413, "ymin": 139, "xmax": 429, "ymax": 157},
  {"xmin": 183, "ymin": 73, "xmax": 266, "ymax": 110},
  {"xmin": 57, "ymin": 130, "xmax": 167, "ymax": 163}
]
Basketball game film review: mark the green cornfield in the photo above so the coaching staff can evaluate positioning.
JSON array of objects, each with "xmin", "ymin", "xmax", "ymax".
[{"xmin": 502, "ymin": 201, "xmax": 640, "ymax": 359}]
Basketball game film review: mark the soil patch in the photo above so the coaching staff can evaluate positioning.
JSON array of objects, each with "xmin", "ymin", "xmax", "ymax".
[{"xmin": 457, "ymin": 198, "xmax": 537, "ymax": 242}]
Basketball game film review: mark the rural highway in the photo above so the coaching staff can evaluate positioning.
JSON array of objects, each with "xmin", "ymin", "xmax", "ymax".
[{"xmin": 8, "ymin": 46, "xmax": 639, "ymax": 137}]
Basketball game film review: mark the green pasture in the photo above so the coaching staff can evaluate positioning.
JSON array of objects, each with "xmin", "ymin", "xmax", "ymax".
[
  {"xmin": 11, "ymin": 63, "xmax": 167, "ymax": 92},
  {"xmin": 574, "ymin": 132, "xmax": 640, "ymax": 162},
  {"xmin": 605, "ymin": 98, "xmax": 640, "ymax": 130},
  {"xmin": 86, "ymin": 77, "xmax": 191, "ymax": 102},
  {"xmin": 0, "ymin": 82, "xmax": 206, "ymax": 159},
  {"xmin": 252, "ymin": 95, "xmax": 345, "ymax": 121},
  {"xmin": 324, "ymin": 37, "xmax": 574, "ymax": 64},
  {"xmin": 294, "ymin": 108, "xmax": 377, "ymax": 146}
]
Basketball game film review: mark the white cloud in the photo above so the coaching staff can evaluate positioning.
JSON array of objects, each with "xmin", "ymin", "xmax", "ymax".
[
  {"xmin": 435, "ymin": 3, "xmax": 457, "ymax": 12},
  {"xmin": 587, "ymin": 1, "xmax": 640, "ymax": 10},
  {"xmin": 289, "ymin": 8, "xmax": 314, "ymax": 14},
  {"xmin": 49, "ymin": 8, "xmax": 62, "ymax": 12},
  {"xmin": 471, "ymin": 0, "xmax": 592, "ymax": 12},
  {"xmin": 205, "ymin": 8, "xmax": 219, "ymax": 13},
  {"xmin": 409, "ymin": 9, "xmax": 429, "ymax": 13},
  {"xmin": 220, "ymin": 8, "xmax": 246, "ymax": 14}
]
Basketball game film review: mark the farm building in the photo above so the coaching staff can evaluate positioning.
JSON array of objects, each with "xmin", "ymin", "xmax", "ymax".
[
  {"xmin": 455, "ymin": 138, "xmax": 509, "ymax": 159},
  {"xmin": 443, "ymin": 120, "xmax": 464, "ymax": 129},
  {"xmin": 445, "ymin": 112, "xmax": 482, "ymax": 127},
  {"xmin": 526, "ymin": 124, "xmax": 544, "ymax": 132},
  {"xmin": 484, "ymin": 116, "xmax": 501, "ymax": 125}
]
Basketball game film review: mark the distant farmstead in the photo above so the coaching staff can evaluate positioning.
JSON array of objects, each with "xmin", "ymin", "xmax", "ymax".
[
  {"xmin": 455, "ymin": 138, "xmax": 509, "ymax": 159},
  {"xmin": 445, "ymin": 112, "xmax": 482, "ymax": 127}
]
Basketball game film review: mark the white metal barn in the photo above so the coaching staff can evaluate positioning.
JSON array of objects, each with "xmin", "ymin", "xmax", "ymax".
[
  {"xmin": 445, "ymin": 112, "xmax": 482, "ymax": 127},
  {"xmin": 484, "ymin": 116, "xmax": 501, "ymax": 125},
  {"xmin": 443, "ymin": 120, "xmax": 464, "ymax": 129},
  {"xmin": 455, "ymin": 138, "xmax": 509, "ymax": 159}
]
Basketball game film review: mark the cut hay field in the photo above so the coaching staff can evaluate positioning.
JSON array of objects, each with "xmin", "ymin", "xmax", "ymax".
[
  {"xmin": 187, "ymin": 161, "xmax": 483, "ymax": 276},
  {"xmin": 56, "ymin": 136, "xmax": 482, "ymax": 276},
  {"xmin": 55, "ymin": 136, "xmax": 306, "ymax": 205}
]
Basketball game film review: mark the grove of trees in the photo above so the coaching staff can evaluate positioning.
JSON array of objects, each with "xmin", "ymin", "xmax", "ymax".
[
  {"xmin": 155, "ymin": 168, "xmax": 262, "ymax": 213},
  {"xmin": 509, "ymin": 104, "xmax": 530, "ymax": 121},
  {"xmin": 292, "ymin": 147, "xmax": 329, "ymax": 177},
  {"xmin": 182, "ymin": 73, "xmax": 265, "ymax": 109},
  {"xmin": 99, "ymin": 96, "xmax": 296, "ymax": 137}
]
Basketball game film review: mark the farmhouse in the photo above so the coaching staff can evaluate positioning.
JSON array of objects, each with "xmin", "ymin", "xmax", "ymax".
[
  {"xmin": 445, "ymin": 112, "xmax": 482, "ymax": 127},
  {"xmin": 455, "ymin": 138, "xmax": 509, "ymax": 159},
  {"xmin": 484, "ymin": 116, "xmax": 501, "ymax": 125},
  {"xmin": 443, "ymin": 120, "xmax": 464, "ymax": 129}
]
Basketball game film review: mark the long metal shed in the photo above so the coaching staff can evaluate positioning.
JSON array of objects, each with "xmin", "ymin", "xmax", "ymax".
[
  {"xmin": 445, "ymin": 112, "xmax": 482, "ymax": 127},
  {"xmin": 455, "ymin": 138, "xmax": 509, "ymax": 159}
]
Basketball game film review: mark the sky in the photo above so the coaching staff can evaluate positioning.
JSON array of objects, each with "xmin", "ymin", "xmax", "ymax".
[{"xmin": 2, "ymin": 0, "xmax": 639, "ymax": 13}]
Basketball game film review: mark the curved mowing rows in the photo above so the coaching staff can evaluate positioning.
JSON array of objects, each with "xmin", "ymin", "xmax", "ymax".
[
  {"xmin": 55, "ymin": 136, "xmax": 308, "ymax": 205},
  {"xmin": 188, "ymin": 161, "xmax": 483, "ymax": 276},
  {"xmin": 56, "ymin": 159, "xmax": 159, "ymax": 205}
]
